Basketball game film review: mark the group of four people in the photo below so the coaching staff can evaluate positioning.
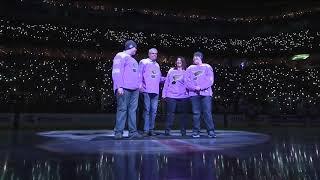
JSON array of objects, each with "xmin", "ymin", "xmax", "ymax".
[{"xmin": 111, "ymin": 40, "xmax": 216, "ymax": 139}]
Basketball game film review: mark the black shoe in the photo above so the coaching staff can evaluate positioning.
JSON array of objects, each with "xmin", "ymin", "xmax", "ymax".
[
  {"xmin": 164, "ymin": 130, "xmax": 171, "ymax": 136},
  {"xmin": 143, "ymin": 132, "xmax": 149, "ymax": 137},
  {"xmin": 149, "ymin": 130, "xmax": 156, "ymax": 136},
  {"xmin": 181, "ymin": 130, "xmax": 187, "ymax": 137},
  {"xmin": 114, "ymin": 133, "xmax": 123, "ymax": 139},
  {"xmin": 129, "ymin": 132, "xmax": 143, "ymax": 139}
]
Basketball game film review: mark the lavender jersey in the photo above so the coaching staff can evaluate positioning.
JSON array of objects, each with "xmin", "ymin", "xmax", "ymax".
[
  {"xmin": 185, "ymin": 63, "xmax": 214, "ymax": 97},
  {"xmin": 162, "ymin": 68, "xmax": 189, "ymax": 99},
  {"xmin": 111, "ymin": 52, "xmax": 140, "ymax": 92},
  {"xmin": 139, "ymin": 58, "xmax": 162, "ymax": 94}
]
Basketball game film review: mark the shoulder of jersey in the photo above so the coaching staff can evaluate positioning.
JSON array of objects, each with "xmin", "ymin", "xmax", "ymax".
[
  {"xmin": 201, "ymin": 63, "xmax": 212, "ymax": 68},
  {"xmin": 116, "ymin": 52, "xmax": 130, "ymax": 58},
  {"xmin": 140, "ymin": 58, "xmax": 150, "ymax": 64},
  {"xmin": 187, "ymin": 65, "xmax": 197, "ymax": 70},
  {"xmin": 168, "ymin": 68, "xmax": 175, "ymax": 73}
]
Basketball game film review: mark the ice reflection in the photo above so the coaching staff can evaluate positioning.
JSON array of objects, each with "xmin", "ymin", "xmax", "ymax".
[{"xmin": 0, "ymin": 137, "xmax": 319, "ymax": 180}]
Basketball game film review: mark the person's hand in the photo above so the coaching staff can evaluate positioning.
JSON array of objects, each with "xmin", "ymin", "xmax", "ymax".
[{"xmin": 117, "ymin": 88, "xmax": 124, "ymax": 95}]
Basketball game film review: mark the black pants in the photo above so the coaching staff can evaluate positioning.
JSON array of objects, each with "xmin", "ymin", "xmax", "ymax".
[{"xmin": 165, "ymin": 98, "xmax": 189, "ymax": 132}]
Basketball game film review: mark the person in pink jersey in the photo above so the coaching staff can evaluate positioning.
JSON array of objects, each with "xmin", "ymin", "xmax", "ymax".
[
  {"xmin": 162, "ymin": 56, "xmax": 189, "ymax": 136},
  {"xmin": 185, "ymin": 51, "xmax": 216, "ymax": 138},
  {"xmin": 139, "ymin": 48, "xmax": 163, "ymax": 136},
  {"xmin": 111, "ymin": 40, "xmax": 142, "ymax": 139}
]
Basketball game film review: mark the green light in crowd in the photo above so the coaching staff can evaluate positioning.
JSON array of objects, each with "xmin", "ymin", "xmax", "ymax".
[{"xmin": 291, "ymin": 54, "xmax": 310, "ymax": 61}]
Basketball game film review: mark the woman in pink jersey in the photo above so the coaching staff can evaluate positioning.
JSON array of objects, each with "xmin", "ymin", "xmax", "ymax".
[{"xmin": 162, "ymin": 56, "xmax": 189, "ymax": 136}]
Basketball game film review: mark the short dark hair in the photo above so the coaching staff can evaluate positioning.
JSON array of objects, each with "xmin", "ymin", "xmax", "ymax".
[
  {"xmin": 174, "ymin": 56, "xmax": 187, "ymax": 70},
  {"xmin": 193, "ymin": 51, "xmax": 204, "ymax": 60},
  {"xmin": 124, "ymin": 40, "xmax": 137, "ymax": 50}
]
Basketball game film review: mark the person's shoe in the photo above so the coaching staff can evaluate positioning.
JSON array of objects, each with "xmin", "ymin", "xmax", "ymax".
[
  {"xmin": 114, "ymin": 133, "xmax": 123, "ymax": 139},
  {"xmin": 164, "ymin": 130, "xmax": 171, "ymax": 136},
  {"xmin": 181, "ymin": 130, "xmax": 187, "ymax": 137},
  {"xmin": 129, "ymin": 132, "xmax": 143, "ymax": 139},
  {"xmin": 149, "ymin": 130, "xmax": 156, "ymax": 136},
  {"xmin": 192, "ymin": 132, "xmax": 200, "ymax": 138},
  {"xmin": 142, "ymin": 131, "xmax": 149, "ymax": 137},
  {"xmin": 208, "ymin": 131, "xmax": 216, "ymax": 138}
]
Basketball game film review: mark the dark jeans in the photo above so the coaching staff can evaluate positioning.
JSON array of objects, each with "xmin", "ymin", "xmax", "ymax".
[
  {"xmin": 114, "ymin": 89, "xmax": 139, "ymax": 135},
  {"xmin": 190, "ymin": 95, "xmax": 215, "ymax": 133},
  {"xmin": 165, "ymin": 98, "xmax": 189, "ymax": 132},
  {"xmin": 142, "ymin": 92, "xmax": 159, "ymax": 132}
]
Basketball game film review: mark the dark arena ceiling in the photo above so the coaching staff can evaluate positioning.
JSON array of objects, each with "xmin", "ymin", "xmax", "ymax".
[
  {"xmin": 111, "ymin": 0, "xmax": 320, "ymax": 16},
  {"xmin": 2, "ymin": 0, "xmax": 320, "ymax": 17}
]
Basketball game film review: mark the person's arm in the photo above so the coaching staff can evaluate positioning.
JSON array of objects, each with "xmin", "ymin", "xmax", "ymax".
[
  {"xmin": 185, "ymin": 67, "xmax": 197, "ymax": 91},
  {"xmin": 112, "ymin": 54, "xmax": 126, "ymax": 94},
  {"xmin": 162, "ymin": 69, "xmax": 172, "ymax": 98},
  {"xmin": 159, "ymin": 69, "xmax": 165, "ymax": 83},
  {"xmin": 199, "ymin": 65, "xmax": 214, "ymax": 90},
  {"xmin": 160, "ymin": 76, "xmax": 166, "ymax": 83},
  {"xmin": 138, "ymin": 59, "xmax": 146, "ymax": 89}
]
